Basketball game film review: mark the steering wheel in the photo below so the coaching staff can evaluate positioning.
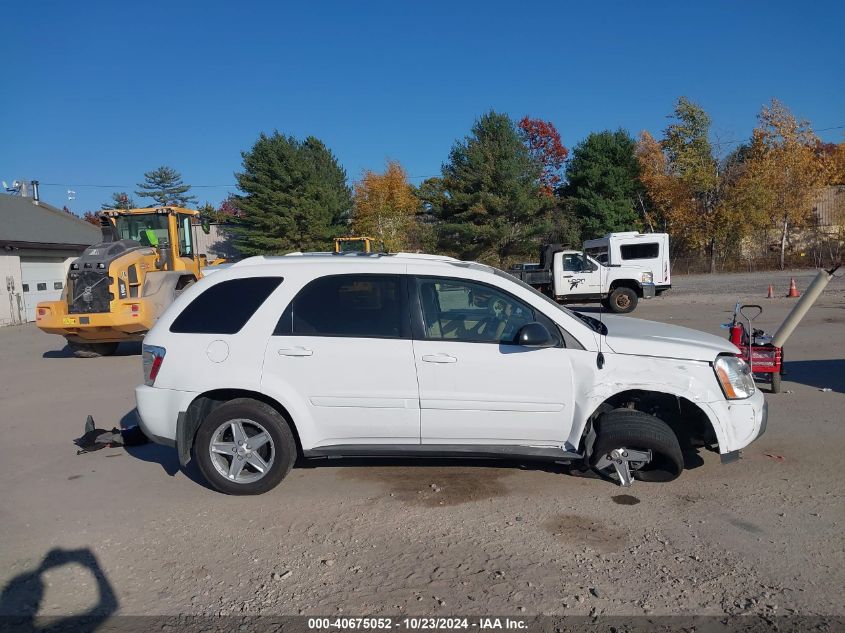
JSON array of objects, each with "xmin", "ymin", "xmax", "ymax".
[{"xmin": 467, "ymin": 297, "xmax": 508, "ymax": 340}]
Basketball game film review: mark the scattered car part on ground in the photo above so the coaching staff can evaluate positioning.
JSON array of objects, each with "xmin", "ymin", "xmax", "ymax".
[{"xmin": 73, "ymin": 415, "xmax": 148, "ymax": 454}]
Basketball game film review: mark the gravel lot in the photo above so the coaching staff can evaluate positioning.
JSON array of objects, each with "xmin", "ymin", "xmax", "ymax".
[{"xmin": 0, "ymin": 269, "xmax": 843, "ymax": 621}]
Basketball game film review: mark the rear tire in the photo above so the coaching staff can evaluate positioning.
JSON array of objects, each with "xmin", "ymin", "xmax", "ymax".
[
  {"xmin": 608, "ymin": 287, "xmax": 638, "ymax": 313},
  {"xmin": 591, "ymin": 409, "xmax": 684, "ymax": 483},
  {"xmin": 68, "ymin": 341, "xmax": 119, "ymax": 358},
  {"xmin": 194, "ymin": 398, "xmax": 297, "ymax": 495}
]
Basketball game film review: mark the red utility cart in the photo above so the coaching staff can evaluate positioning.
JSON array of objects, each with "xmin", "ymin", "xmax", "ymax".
[{"xmin": 727, "ymin": 304, "xmax": 784, "ymax": 393}]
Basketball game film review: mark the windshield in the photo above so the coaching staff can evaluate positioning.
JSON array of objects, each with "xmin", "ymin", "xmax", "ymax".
[
  {"xmin": 114, "ymin": 214, "xmax": 170, "ymax": 247},
  {"xmin": 337, "ymin": 239, "xmax": 368, "ymax": 253}
]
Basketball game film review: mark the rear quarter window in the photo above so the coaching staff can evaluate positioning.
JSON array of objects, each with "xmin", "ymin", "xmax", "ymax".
[
  {"xmin": 274, "ymin": 274, "xmax": 408, "ymax": 339},
  {"xmin": 170, "ymin": 277, "xmax": 282, "ymax": 334}
]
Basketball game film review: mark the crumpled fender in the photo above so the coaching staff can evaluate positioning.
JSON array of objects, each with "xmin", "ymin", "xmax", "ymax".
[{"xmin": 565, "ymin": 350, "xmax": 730, "ymax": 453}]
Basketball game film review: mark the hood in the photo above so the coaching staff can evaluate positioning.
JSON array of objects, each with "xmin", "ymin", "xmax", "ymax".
[{"xmin": 600, "ymin": 315, "xmax": 739, "ymax": 362}]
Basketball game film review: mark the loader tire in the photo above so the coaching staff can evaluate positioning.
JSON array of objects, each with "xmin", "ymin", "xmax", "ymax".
[{"xmin": 68, "ymin": 341, "xmax": 119, "ymax": 358}]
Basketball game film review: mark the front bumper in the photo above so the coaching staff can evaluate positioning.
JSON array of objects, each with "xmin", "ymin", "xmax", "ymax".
[
  {"xmin": 706, "ymin": 388, "xmax": 767, "ymax": 458},
  {"xmin": 135, "ymin": 385, "xmax": 198, "ymax": 446}
]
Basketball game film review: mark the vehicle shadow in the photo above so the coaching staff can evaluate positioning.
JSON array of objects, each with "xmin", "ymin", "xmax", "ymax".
[
  {"xmin": 123, "ymin": 442, "xmax": 212, "ymax": 490},
  {"xmin": 42, "ymin": 342, "xmax": 142, "ymax": 359},
  {"xmin": 784, "ymin": 359, "xmax": 845, "ymax": 394},
  {"xmin": 117, "ymin": 409, "xmax": 214, "ymax": 490},
  {"xmin": 0, "ymin": 547, "xmax": 117, "ymax": 631}
]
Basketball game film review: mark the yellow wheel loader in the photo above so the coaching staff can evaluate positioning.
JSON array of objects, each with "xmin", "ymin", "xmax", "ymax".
[
  {"xmin": 36, "ymin": 207, "xmax": 205, "ymax": 357},
  {"xmin": 333, "ymin": 236, "xmax": 383, "ymax": 254}
]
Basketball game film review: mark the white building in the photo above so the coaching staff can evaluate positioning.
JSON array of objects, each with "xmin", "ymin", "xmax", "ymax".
[{"xmin": 1, "ymin": 194, "xmax": 100, "ymax": 325}]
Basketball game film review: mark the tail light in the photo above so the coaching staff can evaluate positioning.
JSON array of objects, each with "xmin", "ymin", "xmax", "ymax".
[{"xmin": 142, "ymin": 344, "xmax": 166, "ymax": 386}]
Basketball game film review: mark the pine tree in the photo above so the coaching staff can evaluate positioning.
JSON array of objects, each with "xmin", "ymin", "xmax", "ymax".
[
  {"xmin": 433, "ymin": 111, "xmax": 551, "ymax": 266},
  {"xmin": 101, "ymin": 192, "xmax": 136, "ymax": 210},
  {"xmin": 135, "ymin": 166, "xmax": 197, "ymax": 207},
  {"xmin": 562, "ymin": 130, "xmax": 643, "ymax": 237},
  {"xmin": 233, "ymin": 132, "xmax": 352, "ymax": 255}
]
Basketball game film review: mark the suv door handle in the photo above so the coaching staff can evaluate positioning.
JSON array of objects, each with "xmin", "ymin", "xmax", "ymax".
[
  {"xmin": 421, "ymin": 354, "xmax": 457, "ymax": 364},
  {"xmin": 278, "ymin": 347, "xmax": 313, "ymax": 357}
]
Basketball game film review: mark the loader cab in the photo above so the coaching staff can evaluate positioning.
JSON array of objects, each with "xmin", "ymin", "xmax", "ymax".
[
  {"xmin": 333, "ymin": 236, "xmax": 384, "ymax": 254},
  {"xmin": 107, "ymin": 207, "xmax": 201, "ymax": 275}
]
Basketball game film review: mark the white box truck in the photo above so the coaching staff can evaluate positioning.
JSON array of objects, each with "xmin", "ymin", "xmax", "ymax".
[{"xmin": 583, "ymin": 232, "xmax": 671, "ymax": 294}]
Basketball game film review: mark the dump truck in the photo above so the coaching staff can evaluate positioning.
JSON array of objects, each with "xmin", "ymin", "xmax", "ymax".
[{"xmin": 36, "ymin": 207, "xmax": 205, "ymax": 357}]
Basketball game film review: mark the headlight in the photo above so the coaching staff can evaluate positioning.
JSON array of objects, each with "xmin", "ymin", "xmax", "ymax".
[
  {"xmin": 641, "ymin": 271, "xmax": 653, "ymax": 283},
  {"xmin": 714, "ymin": 355, "xmax": 756, "ymax": 399}
]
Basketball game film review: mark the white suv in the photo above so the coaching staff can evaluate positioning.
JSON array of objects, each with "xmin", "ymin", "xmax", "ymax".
[{"xmin": 135, "ymin": 253, "xmax": 766, "ymax": 495}]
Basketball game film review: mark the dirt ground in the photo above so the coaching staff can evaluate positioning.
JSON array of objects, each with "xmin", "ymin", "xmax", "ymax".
[{"xmin": 0, "ymin": 269, "xmax": 843, "ymax": 620}]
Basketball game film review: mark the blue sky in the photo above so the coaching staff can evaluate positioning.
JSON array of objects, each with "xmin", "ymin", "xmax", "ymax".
[{"xmin": 1, "ymin": 0, "xmax": 843, "ymax": 214}]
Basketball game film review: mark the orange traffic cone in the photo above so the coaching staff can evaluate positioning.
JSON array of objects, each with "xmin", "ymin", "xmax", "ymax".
[
  {"xmin": 766, "ymin": 284, "xmax": 774, "ymax": 298},
  {"xmin": 786, "ymin": 278, "xmax": 800, "ymax": 298}
]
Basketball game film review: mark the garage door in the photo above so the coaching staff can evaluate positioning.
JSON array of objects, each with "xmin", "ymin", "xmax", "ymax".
[{"xmin": 21, "ymin": 258, "xmax": 68, "ymax": 322}]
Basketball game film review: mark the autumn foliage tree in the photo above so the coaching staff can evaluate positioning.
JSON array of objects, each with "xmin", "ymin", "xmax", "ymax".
[
  {"xmin": 351, "ymin": 161, "xmax": 420, "ymax": 252},
  {"xmin": 733, "ymin": 100, "xmax": 832, "ymax": 268},
  {"xmin": 636, "ymin": 97, "xmax": 741, "ymax": 272},
  {"xmin": 518, "ymin": 116, "xmax": 568, "ymax": 196},
  {"xmin": 82, "ymin": 211, "xmax": 100, "ymax": 225},
  {"xmin": 101, "ymin": 192, "xmax": 135, "ymax": 210}
]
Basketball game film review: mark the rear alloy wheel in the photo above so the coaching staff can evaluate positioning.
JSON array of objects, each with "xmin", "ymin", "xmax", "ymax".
[
  {"xmin": 591, "ymin": 409, "xmax": 683, "ymax": 485},
  {"xmin": 607, "ymin": 287, "xmax": 638, "ymax": 313},
  {"xmin": 68, "ymin": 341, "xmax": 119, "ymax": 358},
  {"xmin": 195, "ymin": 398, "xmax": 296, "ymax": 495}
]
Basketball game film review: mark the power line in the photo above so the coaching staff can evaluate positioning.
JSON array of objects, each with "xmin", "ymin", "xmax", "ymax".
[
  {"xmin": 30, "ymin": 124, "xmax": 845, "ymax": 190},
  {"xmin": 38, "ymin": 182, "xmax": 237, "ymax": 188}
]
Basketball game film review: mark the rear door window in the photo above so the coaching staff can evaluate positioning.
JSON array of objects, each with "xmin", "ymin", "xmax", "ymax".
[
  {"xmin": 170, "ymin": 277, "xmax": 282, "ymax": 334},
  {"xmin": 274, "ymin": 274, "xmax": 409, "ymax": 339}
]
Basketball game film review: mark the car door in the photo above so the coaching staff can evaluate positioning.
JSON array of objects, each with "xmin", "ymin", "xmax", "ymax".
[
  {"xmin": 411, "ymin": 276, "xmax": 575, "ymax": 446},
  {"xmin": 556, "ymin": 253, "xmax": 601, "ymax": 296},
  {"xmin": 261, "ymin": 273, "xmax": 420, "ymax": 449}
]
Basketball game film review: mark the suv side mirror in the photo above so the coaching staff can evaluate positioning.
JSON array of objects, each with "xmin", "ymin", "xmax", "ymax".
[{"xmin": 516, "ymin": 322, "xmax": 555, "ymax": 348}]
